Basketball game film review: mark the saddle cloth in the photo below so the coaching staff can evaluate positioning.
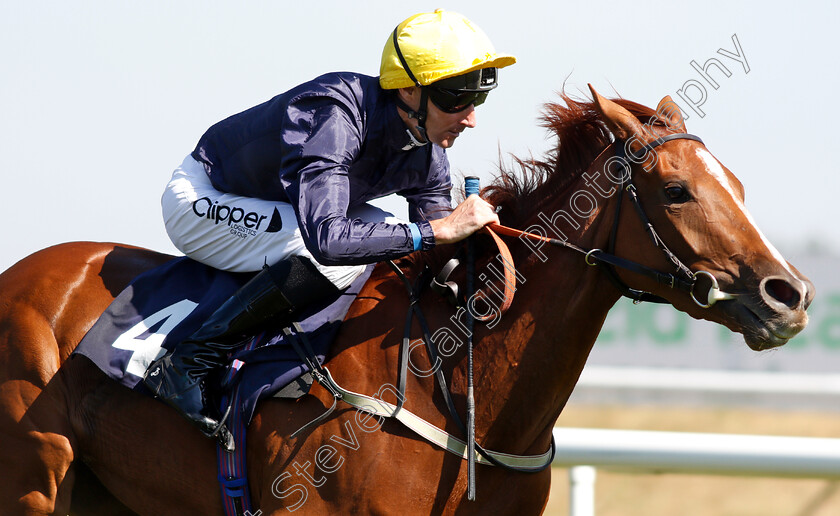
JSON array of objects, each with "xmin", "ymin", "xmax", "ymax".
[{"xmin": 73, "ymin": 256, "xmax": 373, "ymax": 424}]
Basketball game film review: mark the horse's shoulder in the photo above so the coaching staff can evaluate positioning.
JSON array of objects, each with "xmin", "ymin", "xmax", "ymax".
[
  {"xmin": 341, "ymin": 260, "xmax": 419, "ymax": 325},
  {"xmin": 326, "ymin": 259, "xmax": 423, "ymax": 381}
]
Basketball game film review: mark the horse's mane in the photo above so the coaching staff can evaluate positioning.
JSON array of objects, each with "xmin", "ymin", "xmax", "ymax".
[
  {"xmin": 401, "ymin": 92, "xmax": 664, "ymax": 272},
  {"xmin": 483, "ymin": 93, "xmax": 662, "ymax": 229}
]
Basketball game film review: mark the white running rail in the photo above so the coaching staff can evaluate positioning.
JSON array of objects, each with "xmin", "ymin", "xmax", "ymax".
[
  {"xmin": 552, "ymin": 427, "xmax": 840, "ymax": 516},
  {"xmin": 576, "ymin": 366, "xmax": 840, "ymax": 396}
]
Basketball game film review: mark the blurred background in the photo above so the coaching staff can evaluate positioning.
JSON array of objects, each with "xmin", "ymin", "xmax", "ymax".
[{"xmin": 2, "ymin": 1, "xmax": 838, "ymax": 514}]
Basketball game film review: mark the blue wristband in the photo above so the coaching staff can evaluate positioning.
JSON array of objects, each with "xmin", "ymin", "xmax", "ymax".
[{"xmin": 409, "ymin": 223, "xmax": 422, "ymax": 251}]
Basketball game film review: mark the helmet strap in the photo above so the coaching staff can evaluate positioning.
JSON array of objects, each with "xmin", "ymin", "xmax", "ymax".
[
  {"xmin": 394, "ymin": 90, "xmax": 429, "ymax": 146},
  {"xmin": 391, "ymin": 26, "xmax": 431, "ymax": 146},
  {"xmin": 415, "ymin": 89, "xmax": 430, "ymax": 143}
]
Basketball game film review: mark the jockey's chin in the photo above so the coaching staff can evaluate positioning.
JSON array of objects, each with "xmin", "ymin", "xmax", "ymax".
[
  {"xmin": 425, "ymin": 104, "xmax": 477, "ymax": 149},
  {"xmin": 434, "ymin": 129, "xmax": 466, "ymax": 149}
]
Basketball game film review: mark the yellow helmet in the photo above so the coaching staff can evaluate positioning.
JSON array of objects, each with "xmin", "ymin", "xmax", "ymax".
[{"xmin": 380, "ymin": 9, "xmax": 516, "ymax": 90}]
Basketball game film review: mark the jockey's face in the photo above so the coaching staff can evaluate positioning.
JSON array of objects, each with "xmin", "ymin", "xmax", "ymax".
[{"xmin": 397, "ymin": 87, "xmax": 478, "ymax": 149}]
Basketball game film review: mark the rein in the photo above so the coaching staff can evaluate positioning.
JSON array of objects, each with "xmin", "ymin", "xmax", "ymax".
[
  {"xmin": 290, "ymin": 132, "xmax": 736, "ymax": 501},
  {"xmin": 287, "ymin": 262, "xmax": 555, "ymax": 472},
  {"xmin": 490, "ymin": 132, "xmax": 734, "ymax": 308}
]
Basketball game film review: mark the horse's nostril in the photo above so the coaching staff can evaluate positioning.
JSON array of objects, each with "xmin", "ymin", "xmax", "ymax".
[{"xmin": 764, "ymin": 279, "xmax": 800, "ymax": 309}]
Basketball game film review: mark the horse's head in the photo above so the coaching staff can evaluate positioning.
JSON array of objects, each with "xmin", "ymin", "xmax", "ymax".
[{"xmin": 588, "ymin": 85, "xmax": 814, "ymax": 351}]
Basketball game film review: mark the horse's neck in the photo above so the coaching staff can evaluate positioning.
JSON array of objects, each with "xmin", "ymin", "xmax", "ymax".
[
  {"xmin": 333, "ymin": 159, "xmax": 623, "ymax": 455},
  {"xmin": 461, "ymin": 162, "xmax": 623, "ymax": 453}
]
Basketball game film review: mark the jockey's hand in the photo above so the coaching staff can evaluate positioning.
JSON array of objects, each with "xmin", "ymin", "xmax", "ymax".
[{"xmin": 430, "ymin": 195, "xmax": 500, "ymax": 245}]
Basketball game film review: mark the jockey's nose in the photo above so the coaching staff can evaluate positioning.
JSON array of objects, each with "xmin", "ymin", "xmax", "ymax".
[{"xmin": 461, "ymin": 105, "xmax": 477, "ymax": 128}]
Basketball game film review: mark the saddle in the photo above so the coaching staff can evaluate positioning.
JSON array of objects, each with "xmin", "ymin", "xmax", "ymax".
[
  {"xmin": 72, "ymin": 229, "xmax": 521, "ymax": 514},
  {"xmin": 74, "ymin": 256, "xmax": 373, "ymax": 426}
]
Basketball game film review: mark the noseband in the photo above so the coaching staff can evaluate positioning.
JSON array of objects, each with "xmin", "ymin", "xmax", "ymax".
[
  {"xmin": 603, "ymin": 132, "xmax": 735, "ymax": 307},
  {"xmin": 492, "ymin": 132, "xmax": 735, "ymax": 308}
]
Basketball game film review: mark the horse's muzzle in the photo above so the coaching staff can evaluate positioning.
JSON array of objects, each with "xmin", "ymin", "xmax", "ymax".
[{"xmin": 729, "ymin": 273, "xmax": 814, "ymax": 351}]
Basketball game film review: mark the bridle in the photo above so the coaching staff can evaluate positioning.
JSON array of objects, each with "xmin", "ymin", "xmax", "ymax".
[
  {"xmin": 490, "ymin": 132, "xmax": 735, "ymax": 309},
  {"xmin": 287, "ymin": 132, "xmax": 739, "ymax": 503}
]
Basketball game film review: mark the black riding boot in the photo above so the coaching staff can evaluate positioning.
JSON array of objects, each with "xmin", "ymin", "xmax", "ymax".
[{"xmin": 143, "ymin": 256, "xmax": 339, "ymax": 451}]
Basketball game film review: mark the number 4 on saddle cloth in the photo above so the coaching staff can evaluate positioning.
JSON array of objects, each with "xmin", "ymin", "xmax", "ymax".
[{"xmin": 73, "ymin": 256, "xmax": 374, "ymax": 432}]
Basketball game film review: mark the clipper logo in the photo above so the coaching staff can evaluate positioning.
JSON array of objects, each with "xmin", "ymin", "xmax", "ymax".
[{"xmin": 192, "ymin": 198, "xmax": 283, "ymax": 239}]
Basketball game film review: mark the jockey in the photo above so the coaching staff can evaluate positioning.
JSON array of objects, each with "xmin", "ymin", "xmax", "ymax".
[{"xmin": 144, "ymin": 9, "xmax": 515, "ymax": 449}]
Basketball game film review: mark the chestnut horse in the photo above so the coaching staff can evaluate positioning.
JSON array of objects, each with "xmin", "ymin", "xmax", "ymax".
[{"xmin": 0, "ymin": 87, "xmax": 814, "ymax": 515}]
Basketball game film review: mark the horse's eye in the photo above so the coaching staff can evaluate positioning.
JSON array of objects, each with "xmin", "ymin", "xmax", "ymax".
[{"xmin": 665, "ymin": 184, "xmax": 689, "ymax": 203}]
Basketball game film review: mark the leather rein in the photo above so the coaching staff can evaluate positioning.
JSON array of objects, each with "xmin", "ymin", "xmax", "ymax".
[
  {"xmin": 487, "ymin": 132, "xmax": 735, "ymax": 309},
  {"xmin": 290, "ymin": 133, "xmax": 737, "ymax": 491}
]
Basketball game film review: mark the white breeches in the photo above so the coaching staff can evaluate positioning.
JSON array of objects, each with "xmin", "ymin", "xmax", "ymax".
[{"xmin": 161, "ymin": 155, "xmax": 397, "ymax": 290}]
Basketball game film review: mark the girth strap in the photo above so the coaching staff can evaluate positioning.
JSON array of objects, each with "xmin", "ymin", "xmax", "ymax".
[
  {"xmin": 388, "ymin": 260, "xmax": 554, "ymax": 472},
  {"xmin": 291, "ymin": 261, "xmax": 555, "ymax": 473},
  {"xmin": 318, "ymin": 367, "xmax": 554, "ymax": 471},
  {"xmin": 284, "ymin": 324, "xmax": 342, "ymax": 438}
]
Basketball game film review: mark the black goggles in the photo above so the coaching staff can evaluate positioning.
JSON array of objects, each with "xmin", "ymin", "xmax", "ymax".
[
  {"xmin": 425, "ymin": 87, "xmax": 489, "ymax": 113},
  {"xmin": 424, "ymin": 67, "xmax": 498, "ymax": 113}
]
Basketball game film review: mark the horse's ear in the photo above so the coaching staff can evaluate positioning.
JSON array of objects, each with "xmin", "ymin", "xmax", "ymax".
[
  {"xmin": 655, "ymin": 95, "xmax": 688, "ymax": 133},
  {"xmin": 588, "ymin": 84, "xmax": 647, "ymax": 142}
]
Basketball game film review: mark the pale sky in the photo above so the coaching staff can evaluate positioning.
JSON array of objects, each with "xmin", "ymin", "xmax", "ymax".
[{"xmin": 1, "ymin": 1, "xmax": 837, "ymax": 272}]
